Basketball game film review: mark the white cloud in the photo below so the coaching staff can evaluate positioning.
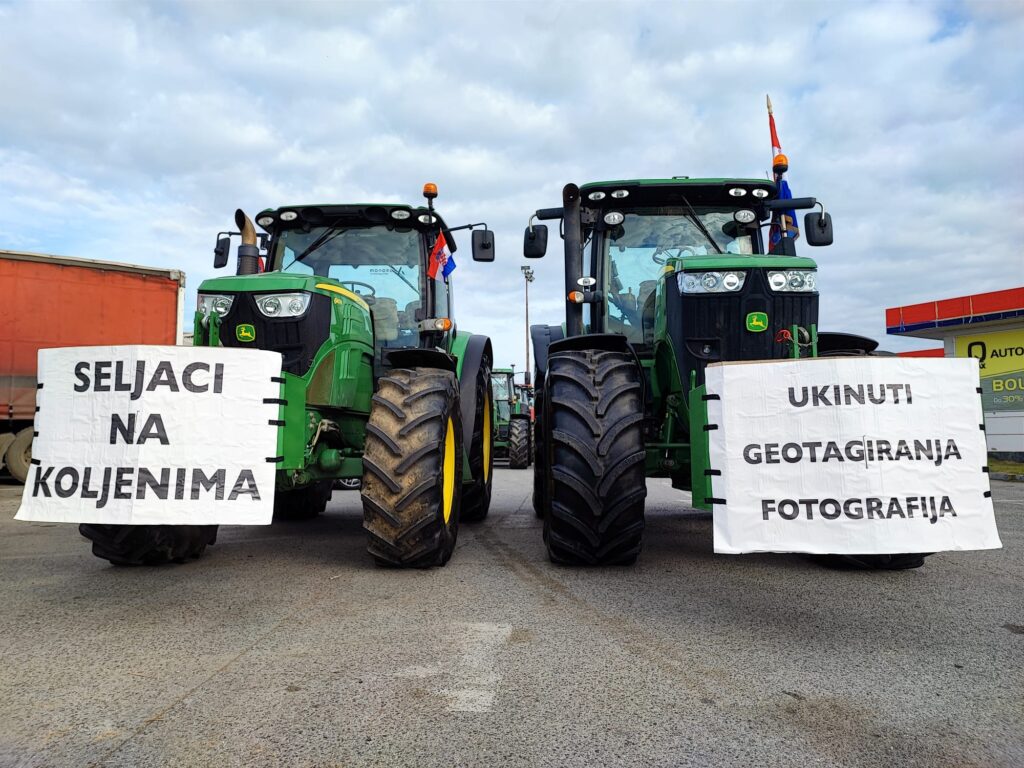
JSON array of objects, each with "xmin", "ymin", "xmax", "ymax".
[{"xmin": 1, "ymin": 0, "xmax": 1022, "ymax": 368}]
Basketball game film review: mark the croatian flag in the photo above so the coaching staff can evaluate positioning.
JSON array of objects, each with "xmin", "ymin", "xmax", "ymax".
[
  {"xmin": 427, "ymin": 232, "xmax": 456, "ymax": 280},
  {"xmin": 767, "ymin": 95, "xmax": 799, "ymax": 251}
]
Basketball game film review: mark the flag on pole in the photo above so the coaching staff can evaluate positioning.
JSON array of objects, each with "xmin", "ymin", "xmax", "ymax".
[
  {"xmin": 427, "ymin": 231, "xmax": 456, "ymax": 280},
  {"xmin": 767, "ymin": 95, "xmax": 799, "ymax": 253}
]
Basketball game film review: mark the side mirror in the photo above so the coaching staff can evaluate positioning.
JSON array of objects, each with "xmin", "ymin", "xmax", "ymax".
[
  {"xmin": 213, "ymin": 236, "xmax": 231, "ymax": 268},
  {"xmin": 471, "ymin": 229, "xmax": 495, "ymax": 262},
  {"xmin": 523, "ymin": 225, "xmax": 548, "ymax": 258},
  {"xmin": 804, "ymin": 212, "xmax": 833, "ymax": 246}
]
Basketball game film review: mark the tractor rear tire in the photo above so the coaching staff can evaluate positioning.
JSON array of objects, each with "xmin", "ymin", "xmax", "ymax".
[
  {"xmin": 543, "ymin": 350, "xmax": 647, "ymax": 565},
  {"xmin": 461, "ymin": 358, "xmax": 493, "ymax": 523},
  {"xmin": 361, "ymin": 368, "xmax": 463, "ymax": 568},
  {"xmin": 79, "ymin": 524, "xmax": 218, "ymax": 566},
  {"xmin": 273, "ymin": 480, "xmax": 332, "ymax": 520},
  {"xmin": 532, "ymin": 372, "xmax": 546, "ymax": 518},
  {"xmin": 5, "ymin": 427, "xmax": 33, "ymax": 484},
  {"xmin": 508, "ymin": 418, "xmax": 531, "ymax": 469}
]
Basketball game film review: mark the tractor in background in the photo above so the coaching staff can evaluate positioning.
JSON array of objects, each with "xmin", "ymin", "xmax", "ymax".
[{"xmin": 491, "ymin": 368, "xmax": 531, "ymax": 469}]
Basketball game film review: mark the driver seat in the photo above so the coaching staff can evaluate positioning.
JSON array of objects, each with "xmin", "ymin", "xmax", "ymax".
[{"xmin": 371, "ymin": 298, "xmax": 399, "ymax": 342}]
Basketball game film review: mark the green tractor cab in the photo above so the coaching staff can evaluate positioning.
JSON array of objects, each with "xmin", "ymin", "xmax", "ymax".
[
  {"xmin": 491, "ymin": 368, "xmax": 532, "ymax": 469},
  {"xmin": 81, "ymin": 185, "xmax": 497, "ymax": 568},
  {"xmin": 524, "ymin": 177, "xmax": 922, "ymax": 570}
]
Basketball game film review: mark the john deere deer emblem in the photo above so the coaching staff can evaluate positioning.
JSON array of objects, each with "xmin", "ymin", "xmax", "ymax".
[
  {"xmin": 746, "ymin": 312, "xmax": 768, "ymax": 333},
  {"xmin": 236, "ymin": 324, "xmax": 256, "ymax": 342}
]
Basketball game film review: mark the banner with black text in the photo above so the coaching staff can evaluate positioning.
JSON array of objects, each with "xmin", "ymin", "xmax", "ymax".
[
  {"xmin": 16, "ymin": 345, "xmax": 282, "ymax": 525},
  {"xmin": 705, "ymin": 357, "xmax": 1001, "ymax": 555}
]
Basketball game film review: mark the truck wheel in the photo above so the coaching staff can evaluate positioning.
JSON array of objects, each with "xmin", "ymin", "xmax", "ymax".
[
  {"xmin": 0, "ymin": 432, "xmax": 15, "ymax": 473},
  {"xmin": 544, "ymin": 350, "xmax": 647, "ymax": 565},
  {"xmin": 508, "ymin": 418, "xmax": 530, "ymax": 469},
  {"xmin": 5, "ymin": 427, "xmax": 33, "ymax": 484},
  {"xmin": 461, "ymin": 359, "xmax": 493, "ymax": 522},
  {"xmin": 273, "ymin": 480, "xmax": 332, "ymax": 520},
  {"xmin": 79, "ymin": 524, "xmax": 218, "ymax": 566},
  {"xmin": 362, "ymin": 368, "xmax": 463, "ymax": 567}
]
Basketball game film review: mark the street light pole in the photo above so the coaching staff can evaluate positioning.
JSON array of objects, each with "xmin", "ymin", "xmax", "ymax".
[{"xmin": 521, "ymin": 265, "xmax": 535, "ymax": 386}]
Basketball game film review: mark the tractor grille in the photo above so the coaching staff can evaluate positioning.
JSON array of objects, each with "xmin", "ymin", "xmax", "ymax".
[
  {"xmin": 667, "ymin": 269, "xmax": 819, "ymax": 386},
  {"xmin": 219, "ymin": 293, "xmax": 332, "ymax": 375}
]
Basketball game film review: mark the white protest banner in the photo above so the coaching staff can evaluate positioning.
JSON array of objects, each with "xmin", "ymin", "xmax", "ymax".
[
  {"xmin": 16, "ymin": 345, "xmax": 282, "ymax": 526},
  {"xmin": 705, "ymin": 357, "xmax": 1001, "ymax": 555}
]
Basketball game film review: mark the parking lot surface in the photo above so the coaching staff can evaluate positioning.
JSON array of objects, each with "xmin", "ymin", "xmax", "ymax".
[{"xmin": 1, "ymin": 470, "xmax": 1021, "ymax": 767}]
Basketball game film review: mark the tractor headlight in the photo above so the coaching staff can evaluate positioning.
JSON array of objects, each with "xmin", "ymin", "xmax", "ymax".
[
  {"xmin": 198, "ymin": 294, "xmax": 234, "ymax": 316},
  {"xmin": 679, "ymin": 271, "xmax": 747, "ymax": 294},
  {"xmin": 767, "ymin": 270, "xmax": 818, "ymax": 292},
  {"xmin": 255, "ymin": 292, "xmax": 310, "ymax": 318}
]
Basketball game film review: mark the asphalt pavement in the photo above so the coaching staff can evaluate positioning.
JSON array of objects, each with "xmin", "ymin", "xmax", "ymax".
[{"xmin": 0, "ymin": 470, "xmax": 1021, "ymax": 767}]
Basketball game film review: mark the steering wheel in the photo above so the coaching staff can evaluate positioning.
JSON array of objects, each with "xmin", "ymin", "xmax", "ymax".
[{"xmin": 339, "ymin": 281, "xmax": 377, "ymax": 298}]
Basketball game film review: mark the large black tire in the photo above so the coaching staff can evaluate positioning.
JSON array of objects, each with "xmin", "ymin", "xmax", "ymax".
[
  {"xmin": 543, "ymin": 350, "xmax": 647, "ymax": 565},
  {"xmin": 361, "ymin": 368, "xmax": 463, "ymax": 568},
  {"xmin": 273, "ymin": 480, "xmax": 332, "ymax": 520},
  {"xmin": 79, "ymin": 524, "xmax": 218, "ymax": 566},
  {"xmin": 818, "ymin": 348, "xmax": 930, "ymax": 571},
  {"xmin": 5, "ymin": 427, "xmax": 33, "ymax": 484},
  {"xmin": 461, "ymin": 357, "xmax": 493, "ymax": 522},
  {"xmin": 508, "ymin": 417, "xmax": 531, "ymax": 469},
  {"xmin": 532, "ymin": 372, "xmax": 546, "ymax": 518},
  {"xmin": 813, "ymin": 553, "xmax": 927, "ymax": 570}
]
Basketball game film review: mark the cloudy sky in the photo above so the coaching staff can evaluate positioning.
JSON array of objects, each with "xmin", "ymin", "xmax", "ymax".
[{"xmin": 2, "ymin": 0, "xmax": 1022, "ymax": 369}]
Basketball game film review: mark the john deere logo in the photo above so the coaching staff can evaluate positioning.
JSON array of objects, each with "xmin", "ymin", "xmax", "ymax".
[
  {"xmin": 236, "ymin": 324, "xmax": 256, "ymax": 342},
  {"xmin": 746, "ymin": 312, "xmax": 768, "ymax": 333}
]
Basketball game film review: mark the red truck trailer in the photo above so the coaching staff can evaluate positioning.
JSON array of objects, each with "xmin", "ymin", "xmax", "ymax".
[{"xmin": 0, "ymin": 250, "xmax": 185, "ymax": 482}]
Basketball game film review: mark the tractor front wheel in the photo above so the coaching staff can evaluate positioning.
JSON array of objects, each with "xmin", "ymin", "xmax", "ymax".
[
  {"xmin": 508, "ymin": 417, "xmax": 531, "ymax": 469},
  {"xmin": 79, "ymin": 524, "xmax": 218, "ymax": 566},
  {"xmin": 543, "ymin": 350, "xmax": 647, "ymax": 565},
  {"xmin": 361, "ymin": 368, "xmax": 463, "ymax": 568},
  {"xmin": 273, "ymin": 480, "xmax": 332, "ymax": 520}
]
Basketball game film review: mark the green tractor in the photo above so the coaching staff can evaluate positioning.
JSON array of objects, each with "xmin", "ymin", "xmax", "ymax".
[
  {"xmin": 81, "ymin": 184, "xmax": 496, "ymax": 568},
  {"xmin": 524, "ymin": 178, "xmax": 925, "ymax": 570},
  {"xmin": 490, "ymin": 368, "xmax": 532, "ymax": 469}
]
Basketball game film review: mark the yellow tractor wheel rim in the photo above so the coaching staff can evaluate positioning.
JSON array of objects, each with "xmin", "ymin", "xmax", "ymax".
[
  {"xmin": 442, "ymin": 417, "xmax": 456, "ymax": 524},
  {"xmin": 482, "ymin": 392, "xmax": 491, "ymax": 483}
]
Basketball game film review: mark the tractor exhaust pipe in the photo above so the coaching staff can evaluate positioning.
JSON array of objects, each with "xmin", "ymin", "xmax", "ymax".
[
  {"xmin": 562, "ymin": 183, "xmax": 583, "ymax": 337},
  {"xmin": 234, "ymin": 209, "xmax": 260, "ymax": 276}
]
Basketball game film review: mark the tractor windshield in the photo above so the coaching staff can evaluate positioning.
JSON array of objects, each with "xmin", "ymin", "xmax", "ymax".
[
  {"xmin": 602, "ymin": 209, "xmax": 758, "ymax": 342},
  {"xmin": 491, "ymin": 374, "xmax": 511, "ymax": 401},
  {"xmin": 274, "ymin": 225, "xmax": 424, "ymax": 339}
]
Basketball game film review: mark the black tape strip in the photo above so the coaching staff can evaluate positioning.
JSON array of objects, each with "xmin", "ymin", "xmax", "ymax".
[
  {"xmin": 704, "ymin": 469, "xmax": 721, "ymax": 476},
  {"xmin": 976, "ymin": 387, "xmax": 983, "ymax": 394},
  {"xmin": 33, "ymin": 431, "xmax": 39, "ymax": 438},
  {"xmin": 979, "ymin": 424, "xmax": 986, "ymax": 431},
  {"xmin": 35, "ymin": 406, "xmax": 40, "ymax": 413},
  {"xmin": 982, "ymin": 466, "xmax": 989, "ymax": 473},
  {"xmin": 263, "ymin": 398, "xmax": 287, "ymax": 405},
  {"xmin": 36, "ymin": 383, "xmax": 43, "ymax": 389},
  {"xmin": 706, "ymin": 497, "xmax": 727, "ymax": 505},
  {"xmin": 983, "ymin": 490, "xmax": 992, "ymax": 498},
  {"xmin": 269, "ymin": 420, "xmax": 285, "ymax": 427},
  {"xmin": 271, "ymin": 376, "xmax": 285, "ymax": 384},
  {"xmin": 703, "ymin": 424, "xmax": 719, "ymax": 431},
  {"xmin": 266, "ymin": 456, "xmax": 284, "ymax": 463},
  {"xmin": 702, "ymin": 393, "xmax": 721, "ymax": 401},
  {"xmin": 30, "ymin": 459, "xmax": 40, "ymax": 466}
]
